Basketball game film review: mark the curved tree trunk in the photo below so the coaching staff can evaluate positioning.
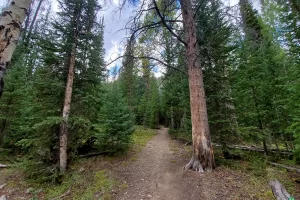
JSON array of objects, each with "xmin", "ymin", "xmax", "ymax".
[
  {"xmin": 179, "ymin": 0, "xmax": 215, "ymax": 172},
  {"xmin": 0, "ymin": 0, "xmax": 32, "ymax": 97}
]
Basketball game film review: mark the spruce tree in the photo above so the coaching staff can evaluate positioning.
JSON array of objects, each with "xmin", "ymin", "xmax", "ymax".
[
  {"xmin": 1, "ymin": 0, "xmax": 106, "ymax": 180},
  {"xmin": 119, "ymin": 36, "xmax": 137, "ymax": 113},
  {"xmin": 97, "ymin": 84, "xmax": 135, "ymax": 153},
  {"xmin": 232, "ymin": 0, "xmax": 289, "ymax": 153},
  {"xmin": 195, "ymin": 0, "xmax": 237, "ymax": 146}
]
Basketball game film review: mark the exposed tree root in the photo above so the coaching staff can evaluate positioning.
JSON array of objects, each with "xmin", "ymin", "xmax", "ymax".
[
  {"xmin": 184, "ymin": 151, "xmax": 214, "ymax": 172},
  {"xmin": 185, "ymin": 156, "xmax": 204, "ymax": 172}
]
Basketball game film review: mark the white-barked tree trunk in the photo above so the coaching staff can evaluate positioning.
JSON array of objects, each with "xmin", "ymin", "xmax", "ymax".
[{"xmin": 0, "ymin": 0, "xmax": 32, "ymax": 97}]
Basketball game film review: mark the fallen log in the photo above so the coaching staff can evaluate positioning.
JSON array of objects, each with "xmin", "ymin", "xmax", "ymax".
[
  {"xmin": 268, "ymin": 162, "xmax": 300, "ymax": 173},
  {"xmin": 0, "ymin": 183, "xmax": 6, "ymax": 189},
  {"xmin": 78, "ymin": 151, "xmax": 112, "ymax": 158},
  {"xmin": 270, "ymin": 180, "xmax": 292, "ymax": 200},
  {"xmin": 213, "ymin": 144, "xmax": 293, "ymax": 156},
  {"xmin": 0, "ymin": 164, "xmax": 8, "ymax": 168}
]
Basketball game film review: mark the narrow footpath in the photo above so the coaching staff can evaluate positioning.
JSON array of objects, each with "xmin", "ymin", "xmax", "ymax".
[{"xmin": 113, "ymin": 127, "xmax": 247, "ymax": 200}]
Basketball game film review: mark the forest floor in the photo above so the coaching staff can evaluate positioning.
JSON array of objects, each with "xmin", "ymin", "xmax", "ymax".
[
  {"xmin": 1, "ymin": 127, "xmax": 300, "ymax": 199},
  {"xmin": 112, "ymin": 127, "xmax": 300, "ymax": 200},
  {"xmin": 113, "ymin": 127, "xmax": 249, "ymax": 200}
]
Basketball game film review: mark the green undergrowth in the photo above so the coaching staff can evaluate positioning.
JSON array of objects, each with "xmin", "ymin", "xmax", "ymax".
[
  {"xmin": 131, "ymin": 125, "xmax": 156, "ymax": 152},
  {"xmin": 168, "ymin": 128, "xmax": 299, "ymax": 199},
  {"xmin": 215, "ymin": 147, "xmax": 299, "ymax": 199},
  {"xmin": 0, "ymin": 126, "xmax": 156, "ymax": 199},
  {"xmin": 168, "ymin": 128, "xmax": 192, "ymax": 143},
  {"xmin": 45, "ymin": 126, "xmax": 156, "ymax": 199},
  {"xmin": 45, "ymin": 169, "xmax": 118, "ymax": 199}
]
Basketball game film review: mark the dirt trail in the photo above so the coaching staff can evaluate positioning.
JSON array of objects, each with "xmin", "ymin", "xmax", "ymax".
[
  {"xmin": 113, "ymin": 127, "xmax": 255, "ymax": 200},
  {"xmin": 114, "ymin": 127, "xmax": 208, "ymax": 200}
]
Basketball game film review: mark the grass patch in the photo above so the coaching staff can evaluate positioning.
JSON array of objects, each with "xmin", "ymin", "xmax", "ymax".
[
  {"xmin": 0, "ymin": 126, "xmax": 156, "ymax": 199},
  {"xmin": 131, "ymin": 126, "xmax": 156, "ymax": 152},
  {"xmin": 45, "ymin": 169, "xmax": 118, "ymax": 199},
  {"xmin": 44, "ymin": 126, "xmax": 156, "ymax": 199}
]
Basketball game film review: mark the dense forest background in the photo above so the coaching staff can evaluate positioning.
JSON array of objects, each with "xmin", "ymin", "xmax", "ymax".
[{"xmin": 0, "ymin": 0, "xmax": 300, "ymax": 188}]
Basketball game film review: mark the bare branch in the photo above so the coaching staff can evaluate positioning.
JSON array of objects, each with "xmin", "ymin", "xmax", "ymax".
[
  {"xmin": 152, "ymin": 0, "xmax": 187, "ymax": 46},
  {"xmin": 193, "ymin": 0, "xmax": 205, "ymax": 18},
  {"xmin": 106, "ymin": 54, "xmax": 187, "ymax": 75}
]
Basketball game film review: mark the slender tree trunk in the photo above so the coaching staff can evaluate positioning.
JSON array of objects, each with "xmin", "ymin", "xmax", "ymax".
[
  {"xmin": 0, "ymin": 0, "xmax": 32, "ymax": 97},
  {"xmin": 262, "ymin": 139, "xmax": 268, "ymax": 155},
  {"xmin": 170, "ymin": 106, "xmax": 175, "ymax": 129},
  {"xmin": 22, "ymin": 2, "xmax": 32, "ymax": 38},
  {"xmin": 59, "ymin": 43, "xmax": 76, "ymax": 173},
  {"xmin": 0, "ymin": 119, "xmax": 7, "ymax": 146},
  {"xmin": 179, "ymin": 0, "xmax": 215, "ymax": 172},
  {"xmin": 26, "ymin": 0, "xmax": 44, "ymax": 41},
  {"xmin": 250, "ymin": 84, "xmax": 268, "ymax": 155},
  {"xmin": 284, "ymin": 141, "xmax": 289, "ymax": 151},
  {"xmin": 274, "ymin": 139, "xmax": 280, "ymax": 153},
  {"xmin": 0, "ymin": 95, "xmax": 13, "ymax": 146}
]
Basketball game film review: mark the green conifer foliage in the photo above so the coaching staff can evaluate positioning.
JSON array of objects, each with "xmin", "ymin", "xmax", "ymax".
[
  {"xmin": 97, "ymin": 85, "xmax": 135, "ymax": 153},
  {"xmin": 195, "ymin": 0, "xmax": 237, "ymax": 145},
  {"xmin": 0, "ymin": 0, "xmax": 106, "ymax": 180},
  {"xmin": 232, "ymin": 0, "xmax": 290, "ymax": 152}
]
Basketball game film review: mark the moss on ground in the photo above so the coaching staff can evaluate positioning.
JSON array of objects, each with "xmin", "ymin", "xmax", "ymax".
[{"xmin": 131, "ymin": 125, "xmax": 156, "ymax": 152}]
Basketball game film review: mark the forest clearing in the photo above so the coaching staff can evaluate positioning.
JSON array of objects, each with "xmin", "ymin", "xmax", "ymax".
[{"xmin": 1, "ymin": 0, "xmax": 300, "ymax": 199}]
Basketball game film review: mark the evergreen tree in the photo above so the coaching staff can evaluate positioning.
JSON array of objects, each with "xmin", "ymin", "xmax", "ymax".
[
  {"xmin": 195, "ymin": 0, "xmax": 237, "ymax": 146},
  {"xmin": 97, "ymin": 84, "xmax": 135, "ymax": 153},
  {"xmin": 0, "ymin": 0, "xmax": 105, "ymax": 180},
  {"xmin": 119, "ymin": 36, "xmax": 138, "ymax": 113},
  {"xmin": 232, "ymin": 0, "xmax": 289, "ymax": 153}
]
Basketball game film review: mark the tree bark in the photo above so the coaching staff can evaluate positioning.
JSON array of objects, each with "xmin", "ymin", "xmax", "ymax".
[
  {"xmin": 0, "ymin": 0, "xmax": 32, "ymax": 97},
  {"xmin": 59, "ymin": 43, "xmax": 76, "ymax": 173},
  {"xmin": 179, "ymin": 0, "xmax": 215, "ymax": 172}
]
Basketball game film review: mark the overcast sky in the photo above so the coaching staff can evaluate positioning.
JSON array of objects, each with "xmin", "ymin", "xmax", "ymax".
[
  {"xmin": 0, "ymin": 0, "xmax": 261, "ymax": 75},
  {"xmin": 102, "ymin": 0, "xmax": 261, "ymax": 75}
]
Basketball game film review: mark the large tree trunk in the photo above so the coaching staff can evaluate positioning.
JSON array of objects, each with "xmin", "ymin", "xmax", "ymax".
[
  {"xmin": 179, "ymin": 0, "xmax": 215, "ymax": 172},
  {"xmin": 59, "ymin": 43, "xmax": 76, "ymax": 173},
  {"xmin": 0, "ymin": 0, "xmax": 32, "ymax": 97}
]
